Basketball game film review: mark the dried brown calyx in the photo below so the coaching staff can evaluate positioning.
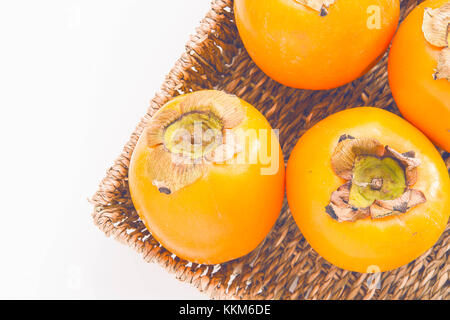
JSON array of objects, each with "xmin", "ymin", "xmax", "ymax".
[
  {"xmin": 145, "ymin": 90, "xmax": 245, "ymax": 194},
  {"xmin": 326, "ymin": 135, "xmax": 426, "ymax": 222},
  {"xmin": 422, "ymin": 2, "xmax": 450, "ymax": 80},
  {"xmin": 295, "ymin": 0, "xmax": 336, "ymax": 16}
]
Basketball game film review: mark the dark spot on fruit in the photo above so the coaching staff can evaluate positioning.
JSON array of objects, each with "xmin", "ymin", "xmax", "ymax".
[
  {"xmin": 325, "ymin": 205, "xmax": 338, "ymax": 220},
  {"xmin": 158, "ymin": 187, "xmax": 171, "ymax": 195}
]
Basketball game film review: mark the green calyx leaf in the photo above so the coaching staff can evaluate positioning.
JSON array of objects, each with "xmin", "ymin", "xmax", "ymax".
[{"xmin": 349, "ymin": 156, "xmax": 406, "ymax": 208}]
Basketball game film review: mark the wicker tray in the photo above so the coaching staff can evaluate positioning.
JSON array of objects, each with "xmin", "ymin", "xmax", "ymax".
[{"xmin": 91, "ymin": 0, "xmax": 449, "ymax": 299}]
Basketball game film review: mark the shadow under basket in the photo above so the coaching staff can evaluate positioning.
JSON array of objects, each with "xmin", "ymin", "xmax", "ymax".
[{"xmin": 91, "ymin": 0, "xmax": 449, "ymax": 300}]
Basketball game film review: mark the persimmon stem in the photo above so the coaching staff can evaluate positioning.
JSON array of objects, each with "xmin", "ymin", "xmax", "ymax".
[
  {"xmin": 370, "ymin": 178, "xmax": 383, "ymax": 190},
  {"xmin": 163, "ymin": 111, "xmax": 223, "ymax": 160},
  {"xmin": 349, "ymin": 156, "xmax": 406, "ymax": 208}
]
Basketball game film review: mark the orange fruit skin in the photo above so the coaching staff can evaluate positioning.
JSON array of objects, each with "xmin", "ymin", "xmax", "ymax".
[
  {"xmin": 129, "ymin": 93, "xmax": 285, "ymax": 265},
  {"xmin": 388, "ymin": 0, "xmax": 450, "ymax": 152},
  {"xmin": 286, "ymin": 107, "xmax": 449, "ymax": 273},
  {"xmin": 234, "ymin": 0, "xmax": 400, "ymax": 90}
]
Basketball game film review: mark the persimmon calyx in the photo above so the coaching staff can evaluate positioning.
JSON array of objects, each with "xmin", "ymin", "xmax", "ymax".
[
  {"xmin": 295, "ymin": 0, "xmax": 336, "ymax": 16},
  {"xmin": 326, "ymin": 135, "xmax": 426, "ymax": 222},
  {"xmin": 435, "ymin": 47, "xmax": 450, "ymax": 80},
  {"xmin": 422, "ymin": 2, "xmax": 450, "ymax": 80},
  {"xmin": 145, "ymin": 91, "xmax": 245, "ymax": 194}
]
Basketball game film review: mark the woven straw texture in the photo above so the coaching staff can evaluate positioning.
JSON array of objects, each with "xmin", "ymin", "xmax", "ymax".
[{"xmin": 91, "ymin": 0, "xmax": 450, "ymax": 299}]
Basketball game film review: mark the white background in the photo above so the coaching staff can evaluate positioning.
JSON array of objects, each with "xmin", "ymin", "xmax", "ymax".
[{"xmin": 0, "ymin": 0, "xmax": 213, "ymax": 299}]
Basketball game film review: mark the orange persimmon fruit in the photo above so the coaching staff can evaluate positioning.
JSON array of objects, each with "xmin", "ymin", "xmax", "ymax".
[
  {"xmin": 234, "ymin": 0, "xmax": 400, "ymax": 90},
  {"xmin": 388, "ymin": 0, "xmax": 450, "ymax": 151},
  {"xmin": 286, "ymin": 107, "xmax": 449, "ymax": 272},
  {"xmin": 129, "ymin": 90, "xmax": 285, "ymax": 264}
]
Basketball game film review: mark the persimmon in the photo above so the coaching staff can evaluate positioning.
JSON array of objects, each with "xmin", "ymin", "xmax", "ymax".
[
  {"xmin": 388, "ymin": 0, "xmax": 450, "ymax": 151},
  {"xmin": 129, "ymin": 90, "xmax": 285, "ymax": 264},
  {"xmin": 234, "ymin": 0, "xmax": 400, "ymax": 90},
  {"xmin": 286, "ymin": 107, "xmax": 449, "ymax": 272}
]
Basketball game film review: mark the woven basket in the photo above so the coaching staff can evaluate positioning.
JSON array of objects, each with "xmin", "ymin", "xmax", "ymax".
[{"xmin": 91, "ymin": 0, "xmax": 450, "ymax": 300}]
